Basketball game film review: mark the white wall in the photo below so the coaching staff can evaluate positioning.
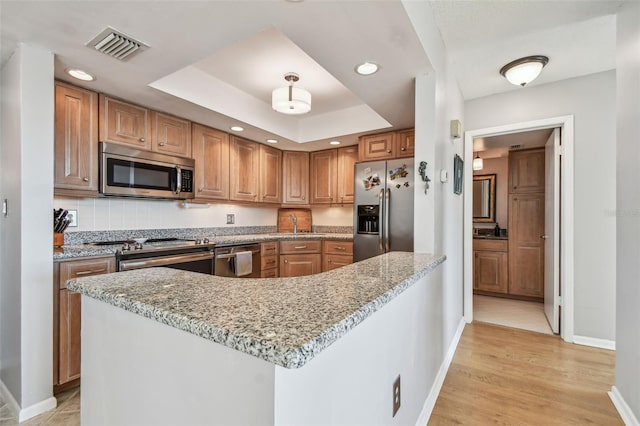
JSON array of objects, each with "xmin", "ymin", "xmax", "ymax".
[
  {"xmin": 465, "ymin": 71, "xmax": 617, "ymax": 342},
  {"xmin": 614, "ymin": 1, "xmax": 640, "ymax": 420},
  {"xmin": 0, "ymin": 44, "xmax": 56, "ymax": 418}
]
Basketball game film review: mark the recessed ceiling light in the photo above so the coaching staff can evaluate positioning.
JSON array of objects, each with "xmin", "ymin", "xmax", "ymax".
[
  {"xmin": 230, "ymin": 126, "xmax": 244, "ymax": 132},
  {"xmin": 266, "ymin": 139, "xmax": 278, "ymax": 144},
  {"xmin": 329, "ymin": 140, "xmax": 341, "ymax": 145},
  {"xmin": 355, "ymin": 62, "xmax": 379, "ymax": 76},
  {"xmin": 66, "ymin": 68, "xmax": 95, "ymax": 81}
]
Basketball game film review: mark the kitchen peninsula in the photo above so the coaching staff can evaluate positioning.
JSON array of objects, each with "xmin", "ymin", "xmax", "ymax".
[{"xmin": 67, "ymin": 252, "xmax": 445, "ymax": 425}]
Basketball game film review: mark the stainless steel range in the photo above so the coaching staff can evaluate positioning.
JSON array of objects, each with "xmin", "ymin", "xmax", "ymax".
[{"xmin": 91, "ymin": 238, "xmax": 215, "ymax": 274}]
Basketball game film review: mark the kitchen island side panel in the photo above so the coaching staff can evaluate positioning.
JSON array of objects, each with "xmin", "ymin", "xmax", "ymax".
[{"xmin": 80, "ymin": 296, "xmax": 275, "ymax": 426}]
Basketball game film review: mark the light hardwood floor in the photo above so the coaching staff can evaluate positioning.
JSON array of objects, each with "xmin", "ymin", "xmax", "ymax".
[{"xmin": 429, "ymin": 322, "xmax": 622, "ymax": 425}]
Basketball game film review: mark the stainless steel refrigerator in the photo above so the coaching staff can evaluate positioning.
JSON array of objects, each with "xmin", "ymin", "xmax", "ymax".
[{"xmin": 353, "ymin": 159, "xmax": 414, "ymax": 261}]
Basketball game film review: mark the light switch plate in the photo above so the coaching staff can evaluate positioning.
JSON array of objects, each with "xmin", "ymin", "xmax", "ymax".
[
  {"xmin": 226, "ymin": 214, "xmax": 235, "ymax": 224},
  {"xmin": 440, "ymin": 170, "xmax": 449, "ymax": 183}
]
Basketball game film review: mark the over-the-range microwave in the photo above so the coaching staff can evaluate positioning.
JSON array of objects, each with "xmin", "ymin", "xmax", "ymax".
[{"xmin": 99, "ymin": 142, "xmax": 195, "ymax": 200}]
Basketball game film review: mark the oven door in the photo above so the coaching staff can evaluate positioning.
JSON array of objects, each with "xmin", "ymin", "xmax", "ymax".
[{"xmin": 118, "ymin": 251, "xmax": 215, "ymax": 275}]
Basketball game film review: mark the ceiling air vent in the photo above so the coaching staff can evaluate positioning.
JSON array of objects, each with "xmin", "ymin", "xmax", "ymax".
[
  {"xmin": 87, "ymin": 27, "xmax": 149, "ymax": 61},
  {"xmin": 510, "ymin": 144, "xmax": 522, "ymax": 150}
]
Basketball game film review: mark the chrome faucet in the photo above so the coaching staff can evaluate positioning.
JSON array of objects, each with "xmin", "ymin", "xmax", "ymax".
[{"xmin": 289, "ymin": 214, "xmax": 298, "ymax": 234}]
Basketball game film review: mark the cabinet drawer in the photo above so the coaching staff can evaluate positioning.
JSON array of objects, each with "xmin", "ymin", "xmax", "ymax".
[
  {"xmin": 261, "ymin": 268, "xmax": 279, "ymax": 278},
  {"xmin": 261, "ymin": 241, "xmax": 279, "ymax": 256},
  {"xmin": 473, "ymin": 239, "xmax": 508, "ymax": 252},
  {"xmin": 261, "ymin": 255, "xmax": 279, "ymax": 270},
  {"xmin": 59, "ymin": 257, "xmax": 115, "ymax": 289},
  {"xmin": 280, "ymin": 240, "xmax": 321, "ymax": 254},
  {"xmin": 323, "ymin": 240, "xmax": 353, "ymax": 255},
  {"xmin": 323, "ymin": 254, "xmax": 353, "ymax": 272}
]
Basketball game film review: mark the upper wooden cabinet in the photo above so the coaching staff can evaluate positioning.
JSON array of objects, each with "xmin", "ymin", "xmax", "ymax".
[
  {"xmin": 359, "ymin": 132, "xmax": 395, "ymax": 161},
  {"xmin": 54, "ymin": 81, "xmax": 99, "ymax": 195},
  {"xmin": 282, "ymin": 151, "xmax": 309, "ymax": 205},
  {"xmin": 259, "ymin": 144, "xmax": 282, "ymax": 204},
  {"xmin": 191, "ymin": 124, "xmax": 229, "ymax": 201},
  {"xmin": 396, "ymin": 129, "xmax": 415, "ymax": 158},
  {"xmin": 310, "ymin": 149, "xmax": 337, "ymax": 204},
  {"xmin": 337, "ymin": 146, "xmax": 358, "ymax": 204},
  {"xmin": 509, "ymin": 148, "xmax": 545, "ymax": 193},
  {"xmin": 230, "ymin": 136, "xmax": 260, "ymax": 202},
  {"xmin": 99, "ymin": 95, "xmax": 151, "ymax": 150},
  {"xmin": 151, "ymin": 112, "xmax": 191, "ymax": 157}
]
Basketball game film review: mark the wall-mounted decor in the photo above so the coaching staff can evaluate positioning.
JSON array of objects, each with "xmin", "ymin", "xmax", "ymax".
[{"xmin": 453, "ymin": 154, "xmax": 463, "ymax": 195}]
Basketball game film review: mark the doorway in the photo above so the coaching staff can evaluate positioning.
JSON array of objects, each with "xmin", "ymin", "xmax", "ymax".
[{"xmin": 463, "ymin": 116, "xmax": 575, "ymax": 342}]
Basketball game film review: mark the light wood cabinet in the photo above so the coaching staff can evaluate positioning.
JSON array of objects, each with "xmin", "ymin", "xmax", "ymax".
[
  {"xmin": 509, "ymin": 149, "xmax": 545, "ymax": 193},
  {"xmin": 359, "ymin": 132, "xmax": 396, "ymax": 161},
  {"xmin": 54, "ymin": 257, "xmax": 115, "ymax": 393},
  {"xmin": 396, "ymin": 129, "xmax": 415, "ymax": 158},
  {"xmin": 337, "ymin": 146, "xmax": 358, "ymax": 204},
  {"xmin": 259, "ymin": 144, "xmax": 282, "ymax": 204},
  {"xmin": 280, "ymin": 240, "xmax": 321, "ymax": 277},
  {"xmin": 54, "ymin": 81, "xmax": 99, "ymax": 195},
  {"xmin": 322, "ymin": 240, "xmax": 353, "ymax": 272},
  {"xmin": 261, "ymin": 242, "xmax": 279, "ymax": 278},
  {"xmin": 509, "ymin": 193, "xmax": 545, "ymax": 298},
  {"xmin": 151, "ymin": 111, "xmax": 191, "ymax": 157},
  {"xmin": 310, "ymin": 149, "xmax": 337, "ymax": 204},
  {"xmin": 99, "ymin": 95, "xmax": 151, "ymax": 150},
  {"xmin": 230, "ymin": 136, "xmax": 260, "ymax": 202},
  {"xmin": 191, "ymin": 124, "xmax": 229, "ymax": 201},
  {"xmin": 473, "ymin": 239, "xmax": 508, "ymax": 294},
  {"xmin": 282, "ymin": 151, "xmax": 309, "ymax": 205}
]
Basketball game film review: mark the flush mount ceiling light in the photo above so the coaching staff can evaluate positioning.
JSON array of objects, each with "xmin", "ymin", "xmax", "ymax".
[
  {"xmin": 266, "ymin": 139, "xmax": 278, "ymax": 144},
  {"xmin": 355, "ymin": 61, "xmax": 379, "ymax": 76},
  {"xmin": 230, "ymin": 126, "xmax": 244, "ymax": 132},
  {"xmin": 272, "ymin": 73, "xmax": 311, "ymax": 115},
  {"xmin": 329, "ymin": 140, "xmax": 341, "ymax": 145},
  {"xmin": 499, "ymin": 55, "xmax": 549, "ymax": 87},
  {"xmin": 66, "ymin": 68, "xmax": 95, "ymax": 81},
  {"xmin": 472, "ymin": 152, "xmax": 484, "ymax": 171}
]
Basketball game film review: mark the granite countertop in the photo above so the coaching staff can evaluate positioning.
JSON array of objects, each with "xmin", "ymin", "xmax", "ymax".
[
  {"xmin": 66, "ymin": 252, "xmax": 445, "ymax": 369},
  {"xmin": 53, "ymin": 233, "xmax": 353, "ymax": 260}
]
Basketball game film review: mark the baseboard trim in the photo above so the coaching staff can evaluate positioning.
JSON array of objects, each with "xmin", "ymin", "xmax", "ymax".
[
  {"xmin": 0, "ymin": 378, "xmax": 57, "ymax": 423},
  {"xmin": 414, "ymin": 317, "xmax": 466, "ymax": 426},
  {"xmin": 573, "ymin": 335, "xmax": 616, "ymax": 351},
  {"xmin": 609, "ymin": 386, "xmax": 640, "ymax": 426}
]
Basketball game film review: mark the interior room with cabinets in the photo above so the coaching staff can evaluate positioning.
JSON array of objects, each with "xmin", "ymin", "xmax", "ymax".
[{"xmin": 471, "ymin": 128, "xmax": 558, "ymax": 335}]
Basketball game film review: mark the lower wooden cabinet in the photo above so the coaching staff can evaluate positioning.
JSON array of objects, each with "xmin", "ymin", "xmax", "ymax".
[
  {"xmin": 322, "ymin": 240, "xmax": 353, "ymax": 272},
  {"xmin": 54, "ymin": 256, "xmax": 115, "ymax": 393},
  {"xmin": 473, "ymin": 239, "xmax": 508, "ymax": 295},
  {"xmin": 260, "ymin": 242, "xmax": 279, "ymax": 278},
  {"xmin": 279, "ymin": 240, "xmax": 321, "ymax": 277}
]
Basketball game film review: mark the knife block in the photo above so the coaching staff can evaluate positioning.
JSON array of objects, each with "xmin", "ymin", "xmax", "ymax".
[{"xmin": 53, "ymin": 232, "xmax": 64, "ymax": 248}]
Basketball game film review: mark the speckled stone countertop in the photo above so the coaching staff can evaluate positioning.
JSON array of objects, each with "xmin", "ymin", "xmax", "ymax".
[
  {"xmin": 53, "ymin": 233, "xmax": 353, "ymax": 260},
  {"xmin": 67, "ymin": 252, "xmax": 445, "ymax": 369}
]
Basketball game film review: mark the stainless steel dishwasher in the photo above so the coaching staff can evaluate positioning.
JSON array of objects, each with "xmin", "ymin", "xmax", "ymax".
[{"xmin": 214, "ymin": 243, "xmax": 261, "ymax": 278}]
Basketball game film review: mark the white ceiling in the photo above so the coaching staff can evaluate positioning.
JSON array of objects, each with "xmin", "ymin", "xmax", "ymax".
[
  {"xmin": 0, "ymin": 1, "xmax": 625, "ymax": 150},
  {"xmin": 474, "ymin": 128, "xmax": 554, "ymax": 159}
]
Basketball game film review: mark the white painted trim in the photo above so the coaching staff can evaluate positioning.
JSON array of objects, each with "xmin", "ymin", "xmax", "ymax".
[
  {"xmin": 573, "ymin": 335, "xmax": 616, "ymax": 351},
  {"xmin": 0, "ymin": 378, "xmax": 57, "ymax": 423},
  {"xmin": 415, "ymin": 318, "xmax": 466, "ymax": 426},
  {"xmin": 463, "ymin": 115, "xmax": 575, "ymax": 344},
  {"xmin": 609, "ymin": 386, "xmax": 640, "ymax": 426}
]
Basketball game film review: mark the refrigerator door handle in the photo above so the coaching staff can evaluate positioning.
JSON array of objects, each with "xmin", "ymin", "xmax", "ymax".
[
  {"xmin": 385, "ymin": 188, "xmax": 391, "ymax": 252},
  {"xmin": 378, "ymin": 188, "xmax": 385, "ymax": 252}
]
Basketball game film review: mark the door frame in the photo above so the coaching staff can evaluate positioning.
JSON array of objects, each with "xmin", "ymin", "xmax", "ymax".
[{"xmin": 463, "ymin": 115, "xmax": 575, "ymax": 342}]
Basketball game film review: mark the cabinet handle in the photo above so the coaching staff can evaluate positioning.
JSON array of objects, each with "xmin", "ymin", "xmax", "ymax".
[
  {"xmin": 328, "ymin": 259, "xmax": 332, "ymax": 263},
  {"xmin": 401, "ymin": 147, "xmax": 406, "ymax": 151},
  {"xmin": 336, "ymin": 246, "xmax": 346, "ymax": 251},
  {"xmin": 159, "ymin": 142, "xmax": 165, "ymax": 146},
  {"xmin": 302, "ymin": 196, "xmax": 305, "ymax": 200},
  {"xmin": 82, "ymin": 177, "xmax": 89, "ymax": 182},
  {"xmin": 540, "ymin": 235, "xmax": 548, "ymax": 240},
  {"xmin": 294, "ymin": 245, "xmax": 307, "ymax": 249},
  {"xmin": 139, "ymin": 138, "xmax": 145, "ymax": 142},
  {"xmin": 199, "ymin": 187, "xmax": 204, "ymax": 192},
  {"xmin": 267, "ymin": 260, "xmax": 275, "ymax": 265},
  {"xmin": 284, "ymin": 259, "xmax": 288, "ymax": 264},
  {"xmin": 75, "ymin": 268, "xmax": 106, "ymax": 276},
  {"xmin": 387, "ymin": 150, "xmax": 392, "ymax": 153}
]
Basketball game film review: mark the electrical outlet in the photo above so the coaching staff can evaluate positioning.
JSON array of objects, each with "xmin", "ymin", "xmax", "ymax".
[
  {"xmin": 226, "ymin": 214, "xmax": 235, "ymax": 224},
  {"xmin": 392, "ymin": 375, "xmax": 401, "ymax": 417},
  {"xmin": 67, "ymin": 209, "xmax": 78, "ymax": 227}
]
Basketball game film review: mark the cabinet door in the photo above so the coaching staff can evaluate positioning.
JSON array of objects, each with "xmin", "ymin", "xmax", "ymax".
[
  {"xmin": 191, "ymin": 124, "xmax": 229, "ymax": 200},
  {"xmin": 58, "ymin": 289, "xmax": 82, "ymax": 384},
  {"xmin": 509, "ymin": 193, "xmax": 545, "ymax": 297},
  {"xmin": 54, "ymin": 82, "xmax": 99, "ymax": 193},
  {"xmin": 310, "ymin": 149, "xmax": 337, "ymax": 204},
  {"xmin": 282, "ymin": 151, "xmax": 309, "ymax": 204},
  {"xmin": 396, "ymin": 129, "xmax": 415, "ymax": 158},
  {"xmin": 151, "ymin": 112, "xmax": 191, "ymax": 157},
  {"xmin": 230, "ymin": 137, "xmax": 260, "ymax": 202},
  {"xmin": 99, "ymin": 95, "xmax": 151, "ymax": 149},
  {"xmin": 359, "ymin": 132, "xmax": 395, "ymax": 161},
  {"xmin": 259, "ymin": 144, "xmax": 282, "ymax": 203},
  {"xmin": 323, "ymin": 254, "xmax": 353, "ymax": 272},
  {"xmin": 337, "ymin": 146, "xmax": 358, "ymax": 204},
  {"xmin": 474, "ymin": 250, "xmax": 508, "ymax": 294},
  {"xmin": 280, "ymin": 254, "xmax": 321, "ymax": 277},
  {"xmin": 509, "ymin": 149, "xmax": 545, "ymax": 193}
]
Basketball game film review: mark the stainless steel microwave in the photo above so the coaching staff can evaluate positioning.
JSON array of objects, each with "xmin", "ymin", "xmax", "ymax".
[{"xmin": 99, "ymin": 142, "xmax": 195, "ymax": 200}]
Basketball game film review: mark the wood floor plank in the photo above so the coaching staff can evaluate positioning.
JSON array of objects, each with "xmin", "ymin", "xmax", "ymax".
[{"xmin": 429, "ymin": 322, "xmax": 622, "ymax": 425}]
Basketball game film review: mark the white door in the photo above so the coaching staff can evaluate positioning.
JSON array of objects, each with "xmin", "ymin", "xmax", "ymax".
[{"xmin": 544, "ymin": 128, "xmax": 561, "ymax": 334}]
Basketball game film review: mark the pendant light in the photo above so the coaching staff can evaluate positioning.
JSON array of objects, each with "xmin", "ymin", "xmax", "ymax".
[
  {"xmin": 500, "ymin": 55, "xmax": 549, "ymax": 87},
  {"xmin": 473, "ymin": 152, "xmax": 483, "ymax": 171},
  {"xmin": 272, "ymin": 73, "xmax": 312, "ymax": 115}
]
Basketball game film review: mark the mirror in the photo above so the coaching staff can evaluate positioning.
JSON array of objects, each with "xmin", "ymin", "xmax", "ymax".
[{"xmin": 473, "ymin": 174, "xmax": 496, "ymax": 223}]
